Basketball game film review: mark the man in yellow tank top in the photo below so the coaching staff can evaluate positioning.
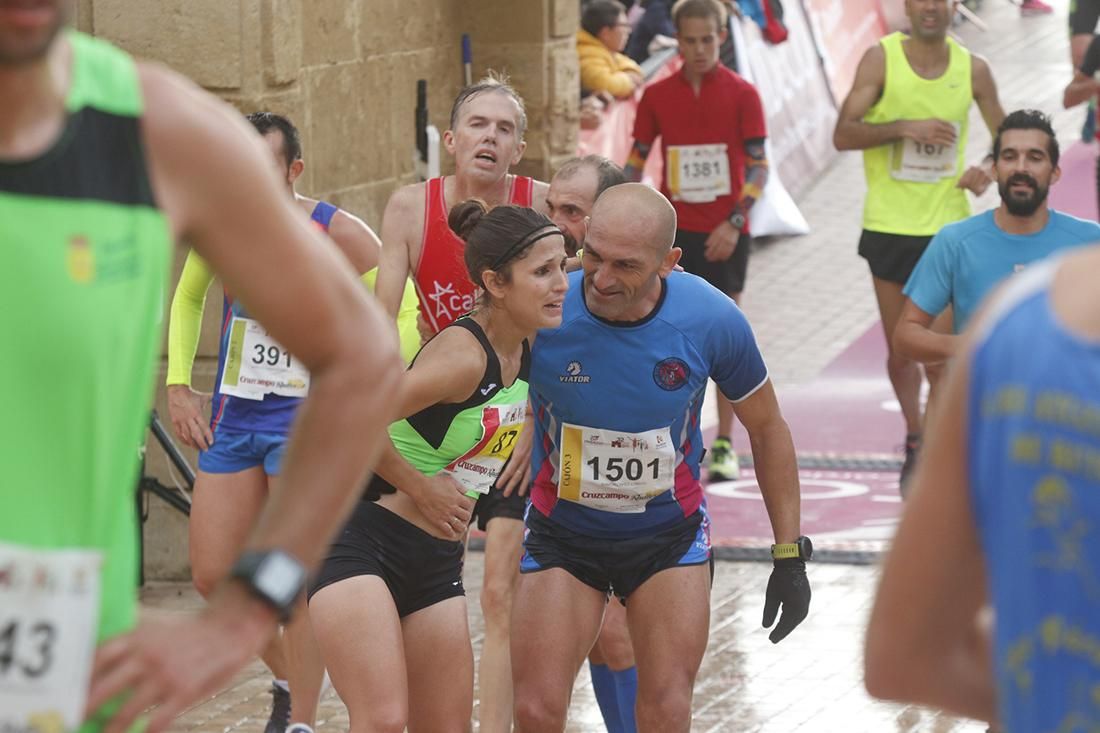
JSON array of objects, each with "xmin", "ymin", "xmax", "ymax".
[{"xmin": 833, "ymin": 0, "xmax": 1004, "ymax": 492}]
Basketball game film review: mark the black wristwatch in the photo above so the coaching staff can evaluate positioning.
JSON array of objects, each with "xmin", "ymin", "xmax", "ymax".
[
  {"xmin": 230, "ymin": 549, "xmax": 307, "ymax": 622},
  {"xmin": 770, "ymin": 536, "xmax": 813, "ymax": 561},
  {"xmin": 728, "ymin": 212, "xmax": 746, "ymax": 230}
]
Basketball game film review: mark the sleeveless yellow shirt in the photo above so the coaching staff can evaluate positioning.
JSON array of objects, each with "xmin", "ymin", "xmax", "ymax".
[{"xmin": 862, "ymin": 32, "xmax": 973, "ymax": 236}]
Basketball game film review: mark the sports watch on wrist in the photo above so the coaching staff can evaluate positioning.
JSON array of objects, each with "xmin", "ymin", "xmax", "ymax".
[
  {"xmin": 728, "ymin": 212, "xmax": 746, "ymax": 230},
  {"xmin": 770, "ymin": 536, "xmax": 813, "ymax": 561},
  {"xmin": 230, "ymin": 549, "xmax": 307, "ymax": 622}
]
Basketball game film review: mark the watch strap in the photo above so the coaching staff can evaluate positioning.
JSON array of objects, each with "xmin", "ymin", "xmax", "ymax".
[{"xmin": 770, "ymin": 542, "xmax": 800, "ymax": 560}]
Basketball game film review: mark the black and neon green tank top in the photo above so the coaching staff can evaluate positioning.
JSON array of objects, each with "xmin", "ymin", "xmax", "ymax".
[
  {"xmin": 367, "ymin": 318, "xmax": 531, "ymax": 499},
  {"xmin": 0, "ymin": 30, "xmax": 173, "ymax": 653}
]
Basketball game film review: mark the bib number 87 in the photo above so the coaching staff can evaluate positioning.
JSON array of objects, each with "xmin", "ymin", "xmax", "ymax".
[
  {"xmin": 0, "ymin": 619, "xmax": 57, "ymax": 680},
  {"xmin": 586, "ymin": 456, "xmax": 660, "ymax": 482}
]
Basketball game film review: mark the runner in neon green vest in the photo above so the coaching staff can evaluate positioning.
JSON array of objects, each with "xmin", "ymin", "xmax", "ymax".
[
  {"xmin": 0, "ymin": 4, "xmax": 403, "ymax": 730},
  {"xmin": 833, "ymin": 0, "xmax": 1005, "ymax": 493}
]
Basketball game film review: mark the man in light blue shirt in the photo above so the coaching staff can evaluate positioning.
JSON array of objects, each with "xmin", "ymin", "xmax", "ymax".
[{"xmin": 896, "ymin": 109, "xmax": 1100, "ymax": 365}]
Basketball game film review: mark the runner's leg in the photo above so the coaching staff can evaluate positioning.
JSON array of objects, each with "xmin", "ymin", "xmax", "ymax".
[
  {"xmin": 310, "ymin": 576, "xmax": 409, "ymax": 733},
  {"xmin": 189, "ymin": 466, "xmax": 288, "ymax": 677},
  {"xmin": 591, "ymin": 598, "xmax": 637, "ymax": 732},
  {"xmin": 403, "ymin": 597, "xmax": 475, "ymax": 733},
  {"xmin": 626, "ymin": 564, "xmax": 711, "ymax": 733},
  {"xmin": 512, "ymin": 568, "xmax": 607, "ymax": 732},
  {"xmin": 478, "ymin": 516, "xmax": 525, "ymax": 733},
  {"xmin": 872, "ymin": 276, "xmax": 922, "ymax": 436}
]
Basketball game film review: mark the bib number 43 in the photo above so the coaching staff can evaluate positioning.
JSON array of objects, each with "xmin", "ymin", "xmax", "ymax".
[{"xmin": 0, "ymin": 619, "xmax": 57, "ymax": 680}]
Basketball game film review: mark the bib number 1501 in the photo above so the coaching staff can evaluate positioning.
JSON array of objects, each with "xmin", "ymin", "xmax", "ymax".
[{"xmin": 586, "ymin": 456, "xmax": 661, "ymax": 482}]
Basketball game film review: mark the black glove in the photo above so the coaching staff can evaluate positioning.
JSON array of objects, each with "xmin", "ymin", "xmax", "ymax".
[{"xmin": 762, "ymin": 558, "xmax": 810, "ymax": 643}]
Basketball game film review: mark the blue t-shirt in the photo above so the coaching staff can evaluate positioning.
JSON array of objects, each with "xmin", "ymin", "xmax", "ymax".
[
  {"xmin": 904, "ymin": 209, "xmax": 1100, "ymax": 332},
  {"xmin": 968, "ymin": 258, "xmax": 1100, "ymax": 732},
  {"xmin": 528, "ymin": 269, "xmax": 768, "ymax": 538},
  {"xmin": 210, "ymin": 201, "xmax": 339, "ymax": 435}
]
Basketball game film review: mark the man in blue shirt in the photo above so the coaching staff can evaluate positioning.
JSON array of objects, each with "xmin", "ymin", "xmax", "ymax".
[
  {"xmin": 895, "ymin": 109, "xmax": 1100, "ymax": 363},
  {"xmin": 510, "ymin": 183, "xmax": 810, "ymax": 732},
  {"xmin": 866, "ymin": 247, "xmax": 1100, "ymax": 732}
]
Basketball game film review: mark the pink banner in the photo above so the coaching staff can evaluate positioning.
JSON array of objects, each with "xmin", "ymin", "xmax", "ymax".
[{"xmin": 801, "ymin": 0, "xmax": 888, "ymax": 103}]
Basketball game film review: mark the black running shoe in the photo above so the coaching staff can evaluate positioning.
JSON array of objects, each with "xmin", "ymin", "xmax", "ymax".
[
  {"xmin": 265, "ymin": 683, "xmax": 291, "ymax": 733},
  {"xmin": 899, "ymin": 434, "xmax": 921, "ymax": 498}
]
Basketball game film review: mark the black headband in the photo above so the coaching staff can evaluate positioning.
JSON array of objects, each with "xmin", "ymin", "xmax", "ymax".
[{"xmin": 489, "ymin": 224, "xmax": 561, "ymax": 270}]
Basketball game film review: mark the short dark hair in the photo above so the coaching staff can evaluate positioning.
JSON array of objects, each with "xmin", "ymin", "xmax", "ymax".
[
  {"xmin": 671, "ymin": 0, "xmax": 728, "ymax": 33},
  {"xmin": 449, "ymin": 200, "xmax": 560, "ymax": 296},
  {"xmin": 554, "ymin": 155, "xmax": 627, "ymax": 199},
  {"xmin": 582, "ymin": 0, "xmax": 626, "ymax": 36},
  {"xmin": 993, "ymin": 109, "xmax": 1059, "ymax": 167},
  {"xmin": 449, "ymin": 73, "xmax": 528, "ymax": 137},
  {"xmin": 246, "ymin": 112, "xmax": 302, "ymax": 168}
]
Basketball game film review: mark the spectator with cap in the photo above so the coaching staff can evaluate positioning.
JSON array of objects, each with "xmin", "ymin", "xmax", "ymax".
[{"xmin": 579, "ymin": 0, "xmax": 646, "ymax": 98}]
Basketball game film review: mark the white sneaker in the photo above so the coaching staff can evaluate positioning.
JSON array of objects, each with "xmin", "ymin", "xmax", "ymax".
[{"xmin": 286, "ymin": 725, "xmax": 314, "ymax": 733}]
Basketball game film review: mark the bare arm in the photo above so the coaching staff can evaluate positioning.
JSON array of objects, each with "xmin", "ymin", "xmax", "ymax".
[
  {"xmin": 865, "ymin": 336, "xmax": 995, "ymax": 721},
  {"xmin": 1065, "ymin": 68, "xmax": 1100, "ymax": 108},
  {"xmin": 732, "ymin": 379, "xmax": 800, "ymax": 543},
  {"xmin": 327, "ymin": 208, "xmax": 381, "ymax": 274},
  {"xmin": 894, "ymin": 298, "xmax": 961, "ymax": 364},
  {"xmin": 374, "ymin": 328, "xmax": 486, "ymax": 535},
  {"xmin": 377, "ymin": 184, "xmax": 422, "ymax": 318},
  {"xmin": 971, "ymin": 55, "xmax": 1006, "ymax": 139},
  {"xmin": 86, "ymin": 63, "xmax": 404, "ymax": 731},
  {"xmin": 833, "ymin": 46, "xmax": 956, "ymax": 151}
]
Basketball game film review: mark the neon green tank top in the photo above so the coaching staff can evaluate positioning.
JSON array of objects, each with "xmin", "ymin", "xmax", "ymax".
[
  {"xmin": 366, "ymin": 318, "xmax": 530, "ymax": 500},
  {"xmin": 0, "ymin": 28, "xmax": 172, "ymax": 659},
  {"xmin": 862, "ymin": 32, "xmax": 973, "ymax": 236}
]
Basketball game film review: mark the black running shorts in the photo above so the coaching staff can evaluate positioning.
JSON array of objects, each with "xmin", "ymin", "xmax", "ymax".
[
  {"xmin": 858, "ymin": 229, "xmax": 933, "ymax": 285},
  {"xmin": 674, "ymin": 229, "xmax": 752, "ymax": 295},
  {"xmin": 1070, "ymin": 0, "xmax": 1100, "ymax": 35},
  {"xmin": 519, "ymin": 507, "xmax": 712, "ymax": 601},
  {"xmin": 309, "ymin": 501, "xmax": 465, "ymax": 617},
  {"xmin": 471, "ymin": 454, "xmax": 528, "ymax": 531}
]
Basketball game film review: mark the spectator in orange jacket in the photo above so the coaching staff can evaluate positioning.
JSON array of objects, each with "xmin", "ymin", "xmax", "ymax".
[{"xmin": 578, "ymin": 0, "xmax": 645, "ymax": 98}]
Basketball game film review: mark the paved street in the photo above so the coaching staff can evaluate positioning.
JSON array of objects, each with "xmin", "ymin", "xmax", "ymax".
[{"xmin": 157, "ymin": 1, "xmax": 1082, "ymax": 729}]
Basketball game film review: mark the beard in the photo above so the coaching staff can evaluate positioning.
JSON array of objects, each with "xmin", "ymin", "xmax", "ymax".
[
  {"xmin": 999, "ymin": 173, "xmax": 1049, "ymax": 217},
  {"xmin": 0, "ymin": 1, "xmax": 67, "ymax": 67}
]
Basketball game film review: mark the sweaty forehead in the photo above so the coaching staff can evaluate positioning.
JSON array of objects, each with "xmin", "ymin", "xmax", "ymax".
[
  {"xmin": 550, "ymin": 168, "xmax": 599, "ymax": 208},
  {"xmin": 457, "ymin": 90, "xmax": 523, "ymax": 126}
]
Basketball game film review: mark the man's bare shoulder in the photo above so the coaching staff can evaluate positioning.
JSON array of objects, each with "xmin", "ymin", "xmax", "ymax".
[{"xmin": 531, "ymin": 179, "xmax": 551, "ymax": 215}]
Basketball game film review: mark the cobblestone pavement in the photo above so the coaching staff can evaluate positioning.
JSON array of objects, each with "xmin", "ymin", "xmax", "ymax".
[{"xmin": 157, "ymin": 1, "xmax": 1077, "ymax": 730}]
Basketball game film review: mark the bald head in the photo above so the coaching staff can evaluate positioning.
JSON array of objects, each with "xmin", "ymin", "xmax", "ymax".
[{"xmin": 590, "ymin": 183, "xmax": 677, "ymax": 258}]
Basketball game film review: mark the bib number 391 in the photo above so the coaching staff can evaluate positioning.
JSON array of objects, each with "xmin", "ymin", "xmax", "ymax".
[
  {"xmin": 0, "ymin": 542, "xmax": 101, "ymax": 733},
  {"xmin": 220, "ymin": 317, "xmax": 311, "ymax": 401}
]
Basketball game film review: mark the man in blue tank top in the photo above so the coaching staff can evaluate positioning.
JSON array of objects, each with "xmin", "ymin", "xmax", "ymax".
[
  {"xmin": 867, "ymin": 248, "xmax": 1100, "ymax": 732},
  {"xmin": 511, "ymin": 184, "xmax": 811, "ymax": 731},
  {"xmin": 897, "ymin": 110, "xmax": 1100, "ymax": 360},
  {"xmin": 165, "ymin": 113, "xmax": 384, "ymax": 733}
]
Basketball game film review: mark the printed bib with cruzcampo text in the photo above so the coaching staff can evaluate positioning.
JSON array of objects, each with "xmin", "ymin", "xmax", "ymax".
[
  {"xmin": 0, "ymin": 543, "xmax": 101, "ymax": 733},
  {"xmin": 445, "ymin": 402, "xmax": 527, "ymax": 498},
  {"xmin": 220, "ymin": 317, "xmax": 310, "ymax": 401},
  {"xmin": 667, "ymin": 144, "xmax": 731, "ymax": 203},
  {"xmin": 890, "ymin": 122, "xmax": 961, "ymax": 183},
  {"xmin": 557, "ymin": 423, "xmax": 677, "ymax": 513}
]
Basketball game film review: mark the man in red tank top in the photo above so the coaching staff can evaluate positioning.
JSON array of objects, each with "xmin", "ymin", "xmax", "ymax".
[
  {"xmin": 375, "ymin": 76, "xmax": 548, "ymax": 733},
  {"xmin": 377, "ymin": 77, "xmax": 549, "ymax": 333}
]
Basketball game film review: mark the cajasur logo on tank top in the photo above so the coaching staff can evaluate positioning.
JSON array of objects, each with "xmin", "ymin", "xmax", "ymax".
[{"xmin": 66, "ymin": 233, "xmax": 140, "ymax": 285}]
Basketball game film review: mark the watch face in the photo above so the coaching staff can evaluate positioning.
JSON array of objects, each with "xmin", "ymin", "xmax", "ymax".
[
  {"xmin": 256, "ymin": 553, "xmax": 306, "ymax": 606},
  {"xmin": 799, "ymin": 536, "xmax": 814, "ymax": 560}
]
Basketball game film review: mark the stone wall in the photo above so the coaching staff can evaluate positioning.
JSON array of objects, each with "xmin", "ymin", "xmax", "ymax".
[{"xmin": 77, "ymin": 0, "xmax": 580, "ymax": 579}]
